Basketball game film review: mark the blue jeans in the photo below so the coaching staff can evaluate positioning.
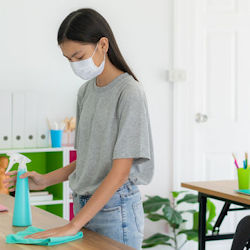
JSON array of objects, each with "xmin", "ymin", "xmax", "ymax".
[{"xmin": 72, "ymin": 179, "xmax": 144, "ymax": 250}]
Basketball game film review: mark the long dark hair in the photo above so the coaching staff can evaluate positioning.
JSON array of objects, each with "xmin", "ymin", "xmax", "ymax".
[{"xmin": 57, "ymin": 8, "xmax": 138, "ymax": 82}]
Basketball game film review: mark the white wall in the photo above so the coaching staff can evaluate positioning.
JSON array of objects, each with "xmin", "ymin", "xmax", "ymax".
[{"xmin": 0, "ymin": 0, "xmax": 173, "ymax": 246}]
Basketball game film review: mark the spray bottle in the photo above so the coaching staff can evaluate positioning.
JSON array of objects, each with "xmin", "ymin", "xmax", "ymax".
[{"xmin": 5, "ymin": 152, "xmax": 32, "ymax": 226}]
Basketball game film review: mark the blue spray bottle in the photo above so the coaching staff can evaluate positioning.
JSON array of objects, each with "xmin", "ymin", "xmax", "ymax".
[{"xmin": 5, "ymin": 152, "xmax": 32, "ymax": 226}]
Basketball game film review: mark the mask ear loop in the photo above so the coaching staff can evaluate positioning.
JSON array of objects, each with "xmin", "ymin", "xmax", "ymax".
[
  {"xmin": 92, "ymin": 41, "xmax": 106, "ymax": 65},
  {"xmin": 91, "ymin": 42, "xmax": 99, "ymax": 58}
]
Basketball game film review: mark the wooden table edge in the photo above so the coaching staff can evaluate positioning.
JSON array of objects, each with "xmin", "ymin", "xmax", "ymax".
[{"xmin": 181, "ymin": 181, "xmax": 250, "ymax": 206}]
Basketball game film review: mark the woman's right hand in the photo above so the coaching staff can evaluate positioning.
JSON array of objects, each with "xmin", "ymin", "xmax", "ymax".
[{"xmin": 3, "ymin": 171, "xmax": 48, "ymax": 192}]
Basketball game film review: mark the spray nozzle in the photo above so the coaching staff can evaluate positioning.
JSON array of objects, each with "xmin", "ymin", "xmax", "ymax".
[{"xmin": 5, "ymin": 153, "xmax": 31, "ymax": 174}]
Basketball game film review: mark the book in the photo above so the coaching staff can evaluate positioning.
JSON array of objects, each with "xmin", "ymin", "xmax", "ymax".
[
  {"xmin": 30, "ymin": 191, "xmax": 49, "ymax": 196},
  {"xmin": 235, "ymin": 189, "xmax": 250, "ymax": 195},
  {"xmin": 29, "ymin": 194, "xmax": 53, "ymax": 202}
]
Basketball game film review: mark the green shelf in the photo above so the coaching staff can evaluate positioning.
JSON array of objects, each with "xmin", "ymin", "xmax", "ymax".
[
  {"xmin": 36, "ymin": 204, "xmax": 63, "ymax": 218},
  {"xmin": 1, "ymin": 151, "xmax": 64, "ymax": 218}
]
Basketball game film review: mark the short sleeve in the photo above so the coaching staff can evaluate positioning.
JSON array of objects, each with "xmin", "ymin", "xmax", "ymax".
[
  {"xmin": 112, "ymin": 84, "xmax": 151, "ymax": 163},
  {"xmin": 74, "ymin": 83, "xmax": 88, "ymax": 150},
  {"xmin": 74, "ymin": 96, "xmax": 80, "ymax": 150}
]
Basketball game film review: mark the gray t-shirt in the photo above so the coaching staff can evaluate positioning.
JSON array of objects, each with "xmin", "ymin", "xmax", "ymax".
[{"xmin": 68, "ymin": 72, "xmax": 154, "ymax": 195}]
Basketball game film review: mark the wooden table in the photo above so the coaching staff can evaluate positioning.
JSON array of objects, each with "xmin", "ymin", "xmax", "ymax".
[
  {"xmin": 0, "ymin": 194, "xmax": 134, "ymax": 250},
  {"xmin": 181, "ymin": 180, "xmax": 250, "ymax": 250}
]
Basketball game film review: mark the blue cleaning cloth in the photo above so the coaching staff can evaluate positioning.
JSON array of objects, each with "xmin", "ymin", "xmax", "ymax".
[{"xmin": 6, "ymin": 226, "xmax": 83, "ymax": 246}]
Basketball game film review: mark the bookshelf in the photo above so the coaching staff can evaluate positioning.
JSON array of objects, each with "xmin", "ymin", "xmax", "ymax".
[{"xmin": 0, "ymin": 147, "xmax": 76, "ymax": 221}]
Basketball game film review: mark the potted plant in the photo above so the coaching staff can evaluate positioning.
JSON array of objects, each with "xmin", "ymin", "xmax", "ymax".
[{"xmin": 142, "ymin": 191, "xmax": 216, "ymax": 249}]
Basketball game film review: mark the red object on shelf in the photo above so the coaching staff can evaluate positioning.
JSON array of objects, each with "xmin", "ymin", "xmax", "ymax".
[
  {"xmin": 69, "ymin": 202, "xmax": 74, "ymax": 221},
  {"xmin": 70, "ymin": 150, "xmax": 77, "ymax": 163},
  {"xmin": 69, "ymin": 150, "xmax": 77, "ymax": 221}
]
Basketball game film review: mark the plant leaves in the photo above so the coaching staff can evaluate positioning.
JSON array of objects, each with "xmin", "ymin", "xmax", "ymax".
[
  {"xmin": 192, "ymin": 211, "xmax": 199, "ymax": 231},
  {"xmin": 143, "ymin": 233, "xmax": 172, "ymax": 243},
  {"xmin": 142, "ymin": 242, "xmax": 172, "ymax": 248},
  {"xmin": 143, "ymin": 196, "xmax": 170, "ymax": 213},
  {"xmin": 178, "ymin": 229, "xmax": 198, "ymax": 242},
  {"xmin": 142, "ymin": 233, "xmax": 172, "ymax": 248},
  {"xmin": 163, "ymin": 205, "xmax": 183, "ymax": 227},
  {"xmin": 172, "ymin": 191, "xmax": 187, "ymax": 198},
  {"xmin": 177, "ymin": 194, "xmax": 198, "ymax": 205},
  {"xmin": 142, "ymin": 233, "xmax": 173, "ymax": 248},
  {"xmin": 179, "ymin": 209, "xmax": 197, "ymax": 214},
  {"xmin": 207, "ymin": 199, "xmax": 216, "ymax": 223},
  {"xmin": 146, "ymin": 213, "xmax": 166, "ymax": 222},
  {"xmin": 192, "ymin": 199, "xmax": 216, "ymax": 233},
  {"xmin": 207, "ymin": 222, "xmax": 213, "ymax": 231},
  {"xmin": 142, "ymin": 192, "xmax": 217, "ymax": 249}
]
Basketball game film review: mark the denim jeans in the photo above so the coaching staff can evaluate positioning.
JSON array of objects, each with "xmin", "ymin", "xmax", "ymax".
[{"xmin": 72, "ymin": 179, "xmax": 144, "ymax": 250}]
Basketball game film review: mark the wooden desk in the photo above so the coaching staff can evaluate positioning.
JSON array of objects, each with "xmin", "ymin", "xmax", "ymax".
[
  {"xmin": 0, "ymin": 194, "xmax": 134, "ymax": 250},
  {"xmin": 181, "ymin": 180, "xmax": 250, "ymax": 250}
]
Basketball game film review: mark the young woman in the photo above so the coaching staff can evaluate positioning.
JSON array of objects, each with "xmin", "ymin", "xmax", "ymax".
[{"xmin": 3, "ymin": 8, "xmax": 154, "ymax": 249}]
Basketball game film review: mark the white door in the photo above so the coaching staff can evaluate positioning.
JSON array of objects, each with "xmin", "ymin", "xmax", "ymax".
[{"xmin": 173, "ymin": 0, "xmax": 250, "ymax": 249}]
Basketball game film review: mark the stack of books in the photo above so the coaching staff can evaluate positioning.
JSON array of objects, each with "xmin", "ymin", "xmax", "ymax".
[{"xmin": 29, "ymin": 191, "xmax": 53, "ymax": 202}]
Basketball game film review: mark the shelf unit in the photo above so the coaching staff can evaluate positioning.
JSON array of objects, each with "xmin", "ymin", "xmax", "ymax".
[{"xmin": 0, "ymin": 146, "xmax": 76, "ymax": 220}]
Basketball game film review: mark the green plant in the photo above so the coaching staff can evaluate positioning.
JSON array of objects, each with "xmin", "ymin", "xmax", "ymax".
[{"xmin": 142, "ymin": 191, "xmax": 216, "ymax": 249}]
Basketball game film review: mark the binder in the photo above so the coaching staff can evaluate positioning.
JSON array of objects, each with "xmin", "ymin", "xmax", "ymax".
[
  {"xmin": 12, "ymin": 92, "xmax": 25, "ymax": 148},
  {"xmin": 0, "ymin": 91, "xmax": 12, "ymax": 149},
  {"xmin": 36, "ymin": 92, "xmax": 50, "ymax": 147},
  {"xmin": 24, "ymin": 92, "xmax": 38, "ymax": 148}
]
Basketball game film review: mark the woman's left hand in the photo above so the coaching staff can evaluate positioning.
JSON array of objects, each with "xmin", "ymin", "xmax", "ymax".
[{"xmin": 24, "ymin": 223, "xmax": 80, "ymax": 239}]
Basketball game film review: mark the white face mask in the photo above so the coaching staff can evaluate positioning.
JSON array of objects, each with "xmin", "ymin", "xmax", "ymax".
[{"xmin": 70, "ymin": 42, "xmax": 105, "ymax": 80}]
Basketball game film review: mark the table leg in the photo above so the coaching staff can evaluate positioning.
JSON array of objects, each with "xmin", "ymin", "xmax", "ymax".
[{"xmin": 198, "ymin": 193, "xmax": 207, "ymax": 250}]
